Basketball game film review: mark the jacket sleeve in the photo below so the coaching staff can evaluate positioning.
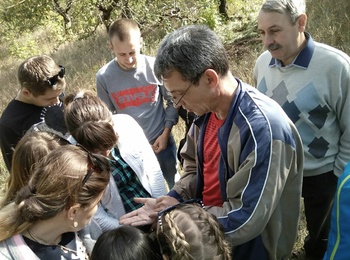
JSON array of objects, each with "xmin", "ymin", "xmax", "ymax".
[
  {"xmin": 91, "ymin": 203, "xmax": 121, "ymax": 232},
  {"xmin": 114, "ymin": 114, "xmax": 167, "ymax": 198},
  {"xmin": 333, "ymin": 59, "xmax": 350, "ymax": 176},
  {"xmin": 168, "ymin": 124, "xmax": 197, "ymax": 201},
  {"xmin": 92, "ymin": 174, "xmax": 124, "ymax": 232},
  {"xmin": 134, "ymin": 116, "xmax": 167, "ymax": 197}
]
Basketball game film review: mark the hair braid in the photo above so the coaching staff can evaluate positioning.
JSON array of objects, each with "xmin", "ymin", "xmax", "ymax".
[
  {"xmin": 164, "ymin": 212, "xmax": 194, "ymax": 260},
  {"xmin": 160, "ymin": 203, "xmax": 231, "ymax": 260},
  {"xmin": 205, "ymin": 211, "xmax": 232, "ymax": 260}
]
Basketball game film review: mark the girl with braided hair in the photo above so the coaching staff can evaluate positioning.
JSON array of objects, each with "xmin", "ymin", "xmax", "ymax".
[
  {"xmin": 0, "ymin": 145, "xmax": 110, "ymax": 259},
  {"xmin": 157, "ymin": 200, "xmax": 232, "ymax": 260}
]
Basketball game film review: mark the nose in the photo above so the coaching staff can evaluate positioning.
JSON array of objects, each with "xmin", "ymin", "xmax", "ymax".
[
  {"xmin": 126, "ymin": 56, "xmax": 133, "ymax": 63},
  {"xmin": 262, "ymin": 33, "xmax": 274, "ymax": 48}
]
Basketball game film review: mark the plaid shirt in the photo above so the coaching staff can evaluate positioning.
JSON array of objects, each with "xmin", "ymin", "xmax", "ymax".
[{"xmin": 109, "ymin": 147, "xmax": 151, "ymax": 213}]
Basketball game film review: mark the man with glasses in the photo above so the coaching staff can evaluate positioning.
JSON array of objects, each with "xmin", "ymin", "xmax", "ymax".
[
  {"xmin": 254, "ymin": 1, "xmax": 350, "ymax": 259},
  {"xmin": 0, "ymin": 55, "xmax": 65, "ymax": 171},
  {"xmin": 120, "ymin": 24, "xmax": 304, "ymax": 260}
]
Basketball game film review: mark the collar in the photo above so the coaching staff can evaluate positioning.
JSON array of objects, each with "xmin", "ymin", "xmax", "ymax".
[
  {"xmin": 269, "ymin": 32, "xmax": 315, "ymax": 69},
  {"xmin": 194, "ymin": 78, "xmax": 243, "ymax": 129}
]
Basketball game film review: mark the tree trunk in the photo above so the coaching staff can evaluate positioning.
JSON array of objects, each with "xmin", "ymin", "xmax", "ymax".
[{"xmin": 219, "ymin": 0, "xmax": 228, "ymax": 19}]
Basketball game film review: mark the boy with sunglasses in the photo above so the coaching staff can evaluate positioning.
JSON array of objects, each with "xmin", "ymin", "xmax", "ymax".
[{"xmin": 0, "ymin": 55, "xmax": 66, "ymax": 171}]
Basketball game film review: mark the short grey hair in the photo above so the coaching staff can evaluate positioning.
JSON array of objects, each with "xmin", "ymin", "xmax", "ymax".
[
  {"xmin": 261, "ymin": 0, "xmax": 306, "ymax": 24},
  {"xmin": 154, "ymin": 25, "xmax": 229, "ymax": 84}
]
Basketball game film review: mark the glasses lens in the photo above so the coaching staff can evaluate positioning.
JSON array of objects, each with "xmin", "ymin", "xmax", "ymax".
[
  {"xmin": 77, "ymin": 144, "xmax": 110, "ymax": 186},
  {"xmin": 46, "ymin": 66, "xmax": 65, "ymax": 87},
  {"xmin": 48, "ymin": 75, "xmax": 59, "ymax": 86},
  {"xmin": 58, "ymin": 65, "xmax": 65, "ymax": 78}
]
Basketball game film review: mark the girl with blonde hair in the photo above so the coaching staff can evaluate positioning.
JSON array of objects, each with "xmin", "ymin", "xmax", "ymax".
[
  {"xmin": 157, "ymin": 201, "xmax": 232, "ymax": 260},
  {"xmin": 1, "ymin": 131, "xmax": 68, "ymax": 207},
  {"xmin": 0, "ymin": 145, "xmax": 110, "ymax": 259}
]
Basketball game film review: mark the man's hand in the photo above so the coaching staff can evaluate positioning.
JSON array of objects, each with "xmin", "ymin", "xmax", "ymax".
[
  {"xmin": 119, "ymin": 198, "xmax": 157, "ymax": 226},
  {"xmin": 155, "ymin": 195, "xmax": 179, "ymax": 212},
  {"xmin": 152, "ymin": 128, "xmax": 171, "ymax": 153}
]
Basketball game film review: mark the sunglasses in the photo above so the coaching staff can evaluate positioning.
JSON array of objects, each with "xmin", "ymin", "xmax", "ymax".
[
  {"xmin": 156, "ymin": 199, "xmax": 205, "ymax": 256},
  {"xmin": 76, "ymin": 144, "xmax": 110, "ymax": 186},
  {"xmin": 46, "ymin": 65, "xmax": 65, "ymax": 86}
]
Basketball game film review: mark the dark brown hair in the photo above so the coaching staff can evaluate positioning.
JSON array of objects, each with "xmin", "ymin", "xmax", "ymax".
[{"xmin": 64, "ymin": 90, "xmax": 118, "ymax": 153}]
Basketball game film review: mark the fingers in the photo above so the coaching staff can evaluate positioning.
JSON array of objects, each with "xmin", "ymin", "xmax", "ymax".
[
  {"xmin": 119, "ymin": 217, "xmax": 134, "ymax": 225},
  {"xmin": 157, "ymin": 145, "xmax": 165, "ymax": 152},
  {"xmin": 119, "ymin": 210, "xmax": 139, "ymax": 220},
  {"xmin": 152, "ymin": 138, "xmax": 167, "ymax": 152},
  {"xmin": 134, "ymin": 198, "xmax": 156, "ymax": 210},
  {"xmin": 152, "ymin": 140, "xmax": 160, "ymax": 152},
  {"xmin": 152, "ymin": 145, "xmax": 163, "ymax": 153},
  {"xmin": 130, "ymin": 218, "xmax": 154, "ymax": 227},
  {"xmin": 119, "ymin": 213, "xmax": 156, "ymax": 226},
  {"xmin": 133, "ymin": 197, "xmax": 153, "ymax": 204}
]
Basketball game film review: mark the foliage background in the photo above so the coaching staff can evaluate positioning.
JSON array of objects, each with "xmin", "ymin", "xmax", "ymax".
[{"xmin": 0, "ymin": 0, "xmax": 349, "ymax": 258}]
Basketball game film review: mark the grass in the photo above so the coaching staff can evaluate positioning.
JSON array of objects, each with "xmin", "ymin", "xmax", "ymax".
[{"xmin": 0, "ymin": 0, "xmax": 349, "ymax": 258}]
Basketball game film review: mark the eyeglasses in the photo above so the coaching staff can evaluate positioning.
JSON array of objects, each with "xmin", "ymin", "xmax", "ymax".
[
  {"xmin": 46, "ymin": 65, "xmax": 65, "ymax": 87},
  {"xmin": 76, "ymin": 144, "xmax": 110, "ymax": 186},
  {"xmin": 168, "ymin": 82, "xmax": 194, "ymax": 106},
  {"xmin": 156, "ymin": 199, "xmax": 204, "ymax": 256}
]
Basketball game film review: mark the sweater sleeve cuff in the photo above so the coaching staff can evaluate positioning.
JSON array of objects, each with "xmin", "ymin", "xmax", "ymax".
[
  {"xmin": 164, "ymin": 120, "xmax": 175, "ymax": 130},
  {"xmin": 167, "ymin": 190, "xmax": 184, "ymax": 202}
]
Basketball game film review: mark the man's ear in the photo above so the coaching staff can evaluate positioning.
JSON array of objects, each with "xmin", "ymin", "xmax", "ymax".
[
  {"xmin": 108, "ymin": 41, "xmax": 114, "ymax": 51},
  {"xmin": 21, "ymin": 86, "xmax": 32, "ymax": 97},
  {"xmin": 203, "ymin": 69, "xmax": 219, "ymax": 88},
  {"xmin": 298, "ymin": 13, "xmax": 307, "ymax": 32}
]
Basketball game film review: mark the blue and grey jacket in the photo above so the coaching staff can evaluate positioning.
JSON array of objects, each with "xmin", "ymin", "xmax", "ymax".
[{"xmin": 169, "ymin": 79, "xmax": 304, "ymax": 260}]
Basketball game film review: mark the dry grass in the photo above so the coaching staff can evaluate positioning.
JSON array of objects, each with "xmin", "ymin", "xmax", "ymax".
[{"xmin": 0, "ymin": 0, "xmax": 349, "ymax": 258}]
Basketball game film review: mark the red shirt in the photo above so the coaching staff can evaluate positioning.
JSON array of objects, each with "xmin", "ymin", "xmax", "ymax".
[{"xmin": 202, "ymin": 113, "xmax": 225, "ymax": 206}]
